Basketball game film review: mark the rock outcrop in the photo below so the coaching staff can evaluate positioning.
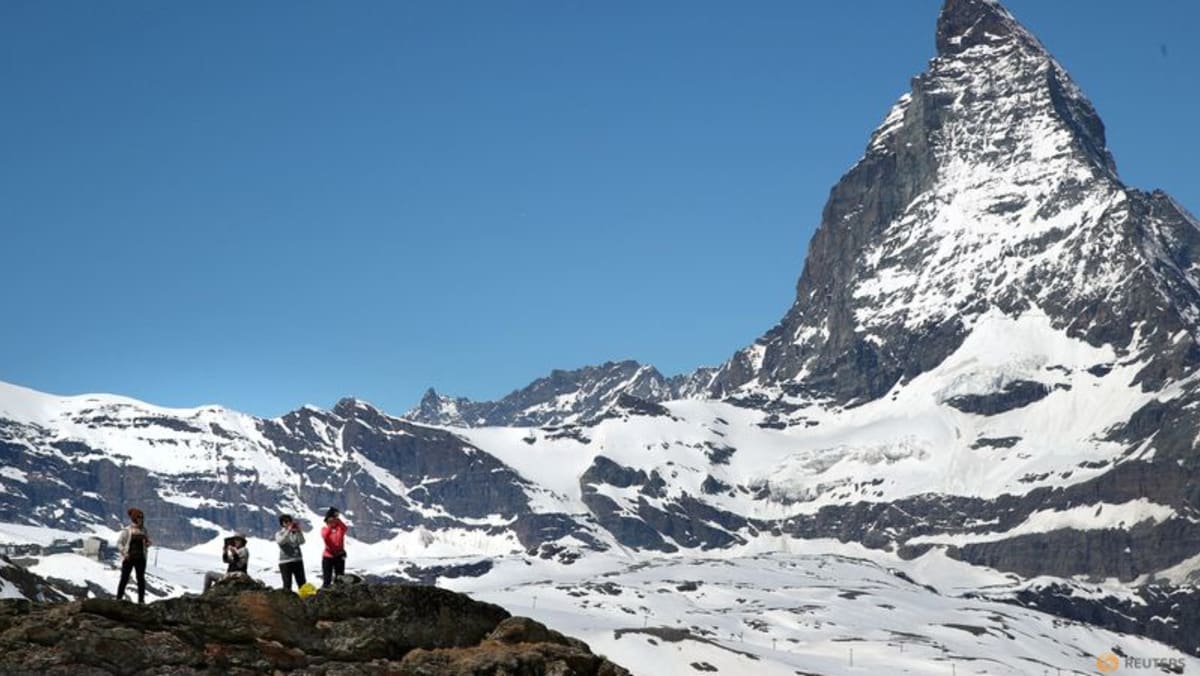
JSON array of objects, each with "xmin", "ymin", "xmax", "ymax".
[{"xmin": 0, "ymin": 576, "xmax": 629, "ymax": 675}]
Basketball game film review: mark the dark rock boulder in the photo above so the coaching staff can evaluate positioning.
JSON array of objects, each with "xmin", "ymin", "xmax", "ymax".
[
  {"xmin": 486, "ymin": 616, "xmax": 585, "ymax": 649},
  {"xmin": 400, "ymin": 643, "xmax": 630, "ymax": 676},
  {"xmin": 400, "ymin": 616, "xmax": 628, "ymax": 675}
]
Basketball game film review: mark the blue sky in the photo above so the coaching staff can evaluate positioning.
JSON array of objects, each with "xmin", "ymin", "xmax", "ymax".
[{"xmin": 2, "ymin": 1, "xmax": 1197, "ymax": 417}]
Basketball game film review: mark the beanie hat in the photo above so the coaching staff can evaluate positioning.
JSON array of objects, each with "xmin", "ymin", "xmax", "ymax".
[{"xmin": 324, "ymin": 507, "xmax": 340, "ymax": 520}]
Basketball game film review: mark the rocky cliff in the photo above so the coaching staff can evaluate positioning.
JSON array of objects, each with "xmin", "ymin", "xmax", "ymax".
[{"xmin": 0, "ymin": 575, "xmax": 628, "ymax": 676}]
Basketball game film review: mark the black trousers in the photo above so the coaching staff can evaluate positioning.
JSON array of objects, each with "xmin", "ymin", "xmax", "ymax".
[
  {"xmin": 279, "ymin": 560, "xmax": 306, "ymax": 591},
  {"xmin": 322, "ymin": 555, "xmax": 345, "ymax": 587},
  {"xmin": 117, "ymin": 557, "xmax": 146, "ymax": 604}
]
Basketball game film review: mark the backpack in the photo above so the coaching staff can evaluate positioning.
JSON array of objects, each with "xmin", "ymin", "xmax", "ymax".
[{"xmin": 127, "ymin": 531, "xmax": 147, "ymax": 560}]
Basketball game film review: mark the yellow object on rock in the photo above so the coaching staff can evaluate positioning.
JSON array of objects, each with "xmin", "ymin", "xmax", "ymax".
[{"xmin": 298, "ymin": 582, "xmax": 317, "ymax": 598}]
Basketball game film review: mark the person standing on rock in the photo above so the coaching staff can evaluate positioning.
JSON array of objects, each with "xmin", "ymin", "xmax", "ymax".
[
  {"xmin": 321, "ymin": 507, "xmax": 348, "ymax": 587},
  {"xmin": 115, "ymin": 507, "xmax": 151, "ymax": 604},
  {"xmin": 275, "ymin": 514, "xmax": 307, "ymax": 592},
  {"xmin": 203, "ymin": 533, "xmax": 249, "ymax": 592}
]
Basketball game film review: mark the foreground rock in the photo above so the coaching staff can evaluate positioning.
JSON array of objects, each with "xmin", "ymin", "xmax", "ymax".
[{"xmin": 0, "ymin": 577, "xmax": 629, "ymax": 675}]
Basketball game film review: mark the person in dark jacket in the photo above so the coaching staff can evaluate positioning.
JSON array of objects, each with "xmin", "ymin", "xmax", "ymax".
[
  {"xmin": 275, "ymin": 514, "xmax": 307, "ymax": 591},
  {"xmin": 115, "ymin": 507, "xmax": 151, "ymax": 604},
  {"xmin": 203, "ymin": 534, "xmax": 249, "ymax": 592},
  {"xmin": 321, "ymin": 507, "xmax": 348, "ymax": 587}
]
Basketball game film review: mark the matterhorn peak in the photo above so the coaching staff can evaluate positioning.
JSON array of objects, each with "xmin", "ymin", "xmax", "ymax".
[
  {"xmin": 930, "ymin": 0, "xmax": 1115, "ymax": 175},
  {"xmin": 936, "ymin": 0, "xmax": 1033, "ymax": 56},
  {"xmin": 702, "ymin": 0, "xmax": 1198, "ymax": 407}
]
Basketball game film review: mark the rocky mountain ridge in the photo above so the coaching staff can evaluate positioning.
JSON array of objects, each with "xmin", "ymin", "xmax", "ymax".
[{"xmin": 406, "ymin": 360, "xmax": 717, "ymax": 428}]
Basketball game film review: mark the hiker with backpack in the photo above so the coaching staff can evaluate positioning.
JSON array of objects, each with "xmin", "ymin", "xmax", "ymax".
[
  {"xmin": 115, "ymin": 507, "xmax": 151, "ymax": 604},
  {"xmin": 203, "ymin": 533, "xmax": 249, "ymax": 592},
  {"xmin": 321, "ymin": 507, "xmax": 348, "ymax": 587},
  {"xmin": 275, "ymin": 514, "xmax": 308, "ymax": 591}
]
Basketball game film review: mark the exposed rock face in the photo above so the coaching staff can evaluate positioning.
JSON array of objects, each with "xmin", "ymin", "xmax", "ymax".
[
  {"xmin": 580, "ymin": 456, "xmax": 677, "ymax": 554},
  {"xmin": 785, "ymin": 460, "xmax": 1200, "ymax": 582},
  {"xmin": 0, "ymin": 576, "xmax": 629, "ymax": 675},
  {"xmin": 999, "ymin": 581, "xmax": 1200, "ymax": 657},
  {"xmin": 579, "ymin": 456, "xmax": 754, "ymax": 553},
  {"xmin": 943, "ymin": 380, "xmax": 1052, "ymax": 415}
]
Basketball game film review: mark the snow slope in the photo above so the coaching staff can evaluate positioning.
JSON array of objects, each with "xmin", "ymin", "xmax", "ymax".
[{"xmin": 3, "ymin": 521, "xmax": 1194, "ymax": 676}]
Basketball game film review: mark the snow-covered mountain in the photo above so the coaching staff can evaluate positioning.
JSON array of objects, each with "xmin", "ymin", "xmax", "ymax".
[
  {"xmin": 4, "ymin": 0, "xmax": 1200, "ymax": 670},
  {"xmin": 0, "ymin": 380, "xmax": 608, "ymax": 559}
]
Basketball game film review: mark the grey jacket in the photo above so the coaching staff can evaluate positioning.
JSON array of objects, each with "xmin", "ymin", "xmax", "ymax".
[{"xmin": 275, "ymin": 527, "xmax": 305, "ymax": 564}]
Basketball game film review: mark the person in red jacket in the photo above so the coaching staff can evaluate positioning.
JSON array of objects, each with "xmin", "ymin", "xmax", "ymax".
[{"xmin": 321, "ymin": 507, "xmax": 348, "ymax": 587}]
